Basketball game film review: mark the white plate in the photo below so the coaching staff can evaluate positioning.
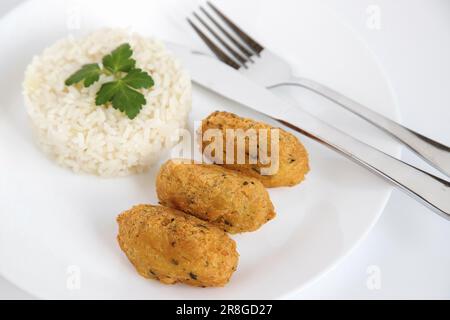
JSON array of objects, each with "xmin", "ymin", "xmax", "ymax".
[{"xmin": 0, "ymin": 0, "xmax": 400, "ymax": 299}]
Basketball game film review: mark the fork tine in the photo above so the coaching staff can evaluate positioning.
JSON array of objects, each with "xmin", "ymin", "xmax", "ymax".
[
  {"xmin": 207, "ymin": 1, "xmax": 264, "ymax": 54},
  {"xmin": 193, "ymin": 12, "xmax": 248, "ymax": 66},
  {"xmin": 199, "ymin": 6, "xmax": 254, "ymax": 60},
  {"xmin": 186, "ymin": 18, "xmax": 241, "ymax": 70}
]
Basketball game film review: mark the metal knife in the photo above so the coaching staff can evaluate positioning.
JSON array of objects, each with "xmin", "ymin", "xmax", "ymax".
[{"xmin": 166, "ymin": 42, "xmax": 450, "ymax": 220}]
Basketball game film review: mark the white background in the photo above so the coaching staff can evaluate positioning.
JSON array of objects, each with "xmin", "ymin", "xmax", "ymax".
[{"xmin": 0, "ymin": 0, "xmax": 449, "ymax": 299}]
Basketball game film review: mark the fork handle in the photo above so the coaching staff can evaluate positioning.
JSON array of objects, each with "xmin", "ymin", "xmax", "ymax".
[
  {"xmin": 275, "ymin": 76, "xmax": 450, "ymax": 178},
  {"xmin": 277, "ymin": 109, "xmax": 450, "ymax": 220}
]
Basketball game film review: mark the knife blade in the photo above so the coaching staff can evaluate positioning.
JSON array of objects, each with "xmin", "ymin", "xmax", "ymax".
[{"xmin": 165, "ymin": 42, "xmax": 450, "ymax": 219}]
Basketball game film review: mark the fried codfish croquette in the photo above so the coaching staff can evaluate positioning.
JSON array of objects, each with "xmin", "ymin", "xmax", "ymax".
[
  {"xmin": 200, "ymin": 111, "xmax": 310, "ymax": 188},
  {"xmin": 156, "ymin": 160, "xmax": 275, "ymax": 233},
  {"xmin": 117, "ymin": 204, "xmax": 239, "ymax": 287}
]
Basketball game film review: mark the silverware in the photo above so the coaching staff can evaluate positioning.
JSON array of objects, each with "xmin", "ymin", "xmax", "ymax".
[
  {"xmin": 163, "ymin": 26, "xmax": 450, "ymax": 220},
  {"xmin": 188, "ymin": 1, "xmax": 450, "ymax": 178}
]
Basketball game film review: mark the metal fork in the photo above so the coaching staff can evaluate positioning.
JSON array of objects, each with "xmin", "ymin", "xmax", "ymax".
[{"xmin": 188, "ymin": 1, "xmax": 450, "ymax": 178}]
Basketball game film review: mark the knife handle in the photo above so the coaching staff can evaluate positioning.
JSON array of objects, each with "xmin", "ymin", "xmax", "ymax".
[
  {"xmin": 276, "ymin": 76, "xmax": 450, "ymax": 178},
  {"xmin": 277, "ymin": 111, "xmax": 450, "ymax": 220}
]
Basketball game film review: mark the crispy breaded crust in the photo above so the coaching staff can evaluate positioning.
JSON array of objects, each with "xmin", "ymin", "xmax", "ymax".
[
  {"xmin": 156, "ymin": 160, "xmax": 275, "ymax": 233},
  {"xmin": 200, "ymin": 111, "xmax": 310, "ymax": 187},
  {"xmin": 117, "ymin": 204, "xmax": 239, "ymax": 287}
]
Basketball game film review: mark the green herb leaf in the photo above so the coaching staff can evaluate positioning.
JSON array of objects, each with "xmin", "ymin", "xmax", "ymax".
[
  {"xmin": 94, "ymin": 81, "xmax": 119, "ymax": 105},
  {"xmin": 65, "ymin": 63, "xmax": 101, "ymax": 87},
  {"xmin": 102, "ymin": 43, "xmax": 136, "ymax": 74},
  {"xmin": 66, "ymin": 43, "xmax": 155, "ymax": 119},
  {"xmin": 96, "ymin": 80, "xmax": 146, "ymax": 120},
  {"xmin": 111, "ymin": 84, "xmax": 146, "ymax": 119},
  {"xmin": 122, "ymin": 68, "xmax": 154, "ymax": 89}
]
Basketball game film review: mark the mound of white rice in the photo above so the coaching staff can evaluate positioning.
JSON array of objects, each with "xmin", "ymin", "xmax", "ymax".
[{"xmin": 23, "ymin": 29, "xmax": 191, "ymax": 177}]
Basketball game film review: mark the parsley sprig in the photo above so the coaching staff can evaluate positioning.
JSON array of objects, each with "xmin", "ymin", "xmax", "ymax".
[{"xmin": 65, "ymin": 43, "xmax": 154, "ymax": 119}]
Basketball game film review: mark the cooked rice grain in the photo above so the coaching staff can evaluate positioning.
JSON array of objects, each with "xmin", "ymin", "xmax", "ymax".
[{"xmin": 23, "ymin": 29, "xmax": 191, "ymax": 177}]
